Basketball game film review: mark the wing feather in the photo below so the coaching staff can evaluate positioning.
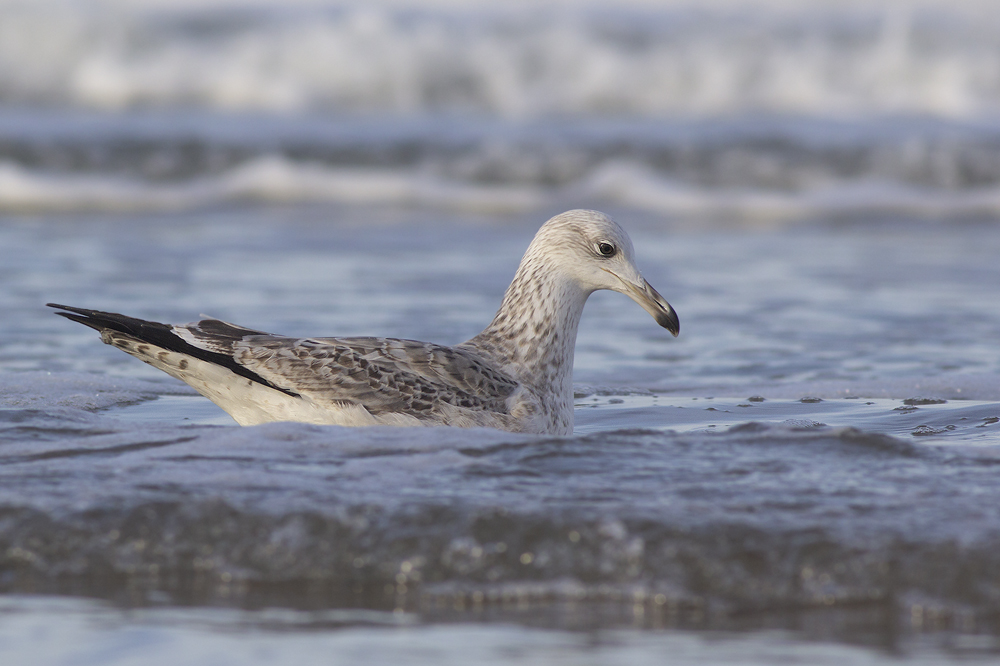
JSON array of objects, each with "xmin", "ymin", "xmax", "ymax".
[
  {"xmin": 234, "ymin": 336, "xmax": 518, "ymax": 417},
  {"xmin": 51, "ymin": 308, "xmax": 526, "ymax": 427}
]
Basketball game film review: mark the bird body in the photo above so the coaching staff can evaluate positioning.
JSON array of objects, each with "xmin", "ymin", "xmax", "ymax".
[{"xmin": 50, "ymin": 210, "xmax": 678, "ymax": 435}]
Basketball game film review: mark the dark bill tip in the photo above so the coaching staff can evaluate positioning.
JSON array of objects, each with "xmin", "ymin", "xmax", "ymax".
[
  {"xmin": 635, "ymin": 278, "xmax": 679, "ymax": 337},
  {"xmin": 656, "ymin": 307, "xmax": 680, "ymax": 337}
]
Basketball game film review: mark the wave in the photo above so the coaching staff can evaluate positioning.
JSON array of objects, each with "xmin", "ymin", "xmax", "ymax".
[
  {"xmin": 4, "ymin": 0, "xmax": 1000, "ymax": 118},
  {"xmin": 0, "ymin": 409, "xmax": 998, "ymax": 628},
  {"xmin": 0, "ymin": 156, "xmax": 544, "ymax": 213},
  {"xmin": 8, "ymin": 154, "xmax": 1000, "ymax": 219},
  {"xmin": 6, "ymin": 109, "xmax": 1000, "ymax": 217}
]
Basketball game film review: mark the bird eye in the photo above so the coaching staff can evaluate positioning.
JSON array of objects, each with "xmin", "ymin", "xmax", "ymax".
[{"xmin": 597, "ymin": 242, "xmax": 616, "ymax": 257}]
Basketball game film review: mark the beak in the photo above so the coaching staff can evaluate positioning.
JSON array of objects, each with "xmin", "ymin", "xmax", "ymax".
[{"xmin": 625, "ymin": 278, "xmax": 680, "ymax": 336}]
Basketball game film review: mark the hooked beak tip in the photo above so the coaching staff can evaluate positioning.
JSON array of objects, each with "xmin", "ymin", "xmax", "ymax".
[
  {"xmin": 658, "ymin": 308, "xmax": 680, "ymax": 337},
  {"xmin": 626, "ymin": 276, "xmax": 679, "ymax": 337}
]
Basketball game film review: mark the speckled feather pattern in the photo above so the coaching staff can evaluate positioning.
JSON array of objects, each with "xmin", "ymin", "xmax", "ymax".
[
  {"xmin": 235, "ymin": 337, "xmax": 519, "ymax": 417},
  {"xmin": 50, "ymin": 210, "xmax": 678, "ymax": 435}
]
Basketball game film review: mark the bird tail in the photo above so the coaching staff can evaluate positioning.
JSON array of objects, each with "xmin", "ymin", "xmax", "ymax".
[{"xmin": 47, "ymin": 303, "xmax": 297, "ymax": 396}]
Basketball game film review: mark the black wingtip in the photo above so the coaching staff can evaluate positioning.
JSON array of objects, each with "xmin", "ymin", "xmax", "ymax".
[
  {"xmin": 47, "ymin": 303, "xmax": 78, "ymax": 316},
  {"xmin": 47, "ymin": 303, "xmax": 173, "ymax": 335},
  {"xmin": 48, "ymin": 304, "xmax": 102, "ymax": 330},
  {"xmin": 47, "ymin": 303, "xmax": 92, "ymax": 314},
  {"xmin": 47, "ymin": 302, "xmax": 300, "ymax": 398},
  {"xmin": 48, "ymin": 304, "xmax": 104, "ymax": 321},
  {"xmin": 58, "ymin": 312, "xmax": 105, "ymax": 331}
]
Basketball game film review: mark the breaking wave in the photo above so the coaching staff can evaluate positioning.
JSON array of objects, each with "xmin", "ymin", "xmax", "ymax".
[{"xmin": 5, "ymin": 0, "xmax": 1000, "ymax": 118}]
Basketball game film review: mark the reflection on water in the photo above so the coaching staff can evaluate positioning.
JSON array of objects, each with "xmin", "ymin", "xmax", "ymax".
[{"xmin": 8, "ymin": 595, "xmax": 997, "ymax": 666}]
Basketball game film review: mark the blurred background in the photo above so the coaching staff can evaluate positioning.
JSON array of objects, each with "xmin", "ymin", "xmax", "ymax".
[{"xmin": 5, "ymin": 0, "xmax": 1000, "ymax": 221}]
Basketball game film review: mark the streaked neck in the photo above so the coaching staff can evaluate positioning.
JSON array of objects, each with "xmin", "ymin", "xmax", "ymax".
[{"xmin": 464, "ymin": 263, "xmax": 588, "ymax": 397}]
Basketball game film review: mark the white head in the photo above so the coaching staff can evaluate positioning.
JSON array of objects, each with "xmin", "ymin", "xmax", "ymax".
[{"xmin": 523, "ymin": 210, "xmax": 679, "ymax": 335}]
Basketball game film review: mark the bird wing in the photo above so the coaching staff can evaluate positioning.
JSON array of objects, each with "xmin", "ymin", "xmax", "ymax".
[{"xmin": 178, "ymin": 320, "xmax": 519, "ymax": 417}]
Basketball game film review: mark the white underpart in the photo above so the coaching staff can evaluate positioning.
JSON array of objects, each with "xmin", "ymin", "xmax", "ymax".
[{"xmin": 104, "ymin": 331, "xmax": 426, "ymax": 427}]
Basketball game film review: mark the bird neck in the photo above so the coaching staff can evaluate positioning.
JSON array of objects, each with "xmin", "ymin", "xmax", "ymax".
[{"xmin": 464, "ymin": 261, "xmax": 589, "ymax": 399}]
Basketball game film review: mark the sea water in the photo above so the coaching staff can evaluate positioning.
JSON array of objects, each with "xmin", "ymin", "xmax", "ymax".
[{"xmin": 2, "ymin": 1, "xmax": 1000, "ymax": 664}]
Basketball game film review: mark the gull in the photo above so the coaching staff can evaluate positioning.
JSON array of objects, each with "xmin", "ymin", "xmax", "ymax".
[{"xmin": 49, "ymin": 209, "xmax": 678, "ymax": 435}]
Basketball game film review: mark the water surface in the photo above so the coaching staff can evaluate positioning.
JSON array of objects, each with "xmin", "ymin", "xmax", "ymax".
[{"xmin": 3, "ymin": 1, "xmax": 1000, "ymax": 664}]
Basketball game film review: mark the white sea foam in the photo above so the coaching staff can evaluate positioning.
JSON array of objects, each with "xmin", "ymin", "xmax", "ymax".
[
  {"xmin": 3, "ymin": 0, "xmax": 1000, "ymax": 118},
  {"xmin": 0, "ymin": 158, "xmax": 543, "ymax": 213},
  {"xmin": 5, "ymin": 1, "xmax": 1000, "ymax": 217},
  {"xmin": 582, "ymin": 161, "xmax": 1000, "ymax": 221},
  {"xmin": 8, "ymin": 154, "xmax": 1000, "ymax": 218}
]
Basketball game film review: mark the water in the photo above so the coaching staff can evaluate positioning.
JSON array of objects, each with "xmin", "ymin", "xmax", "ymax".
[{"xmin": 3, "ymin": 1, "xmax": 1000, "ymax": 664}]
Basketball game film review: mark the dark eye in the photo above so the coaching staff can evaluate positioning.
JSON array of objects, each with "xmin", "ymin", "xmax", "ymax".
[{"xmin": 597, "ymin": 242, "xmax": 616, "ymax": 257}]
